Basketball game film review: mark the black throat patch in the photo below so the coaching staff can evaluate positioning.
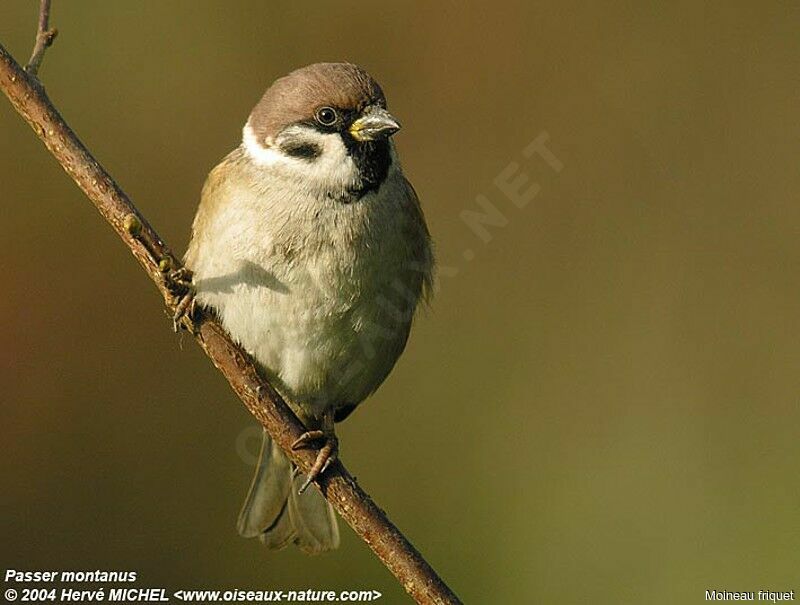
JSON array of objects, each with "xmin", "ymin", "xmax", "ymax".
[{"xmin": 341, "ymin": 136, "xmax": 392, "ymax": 199}]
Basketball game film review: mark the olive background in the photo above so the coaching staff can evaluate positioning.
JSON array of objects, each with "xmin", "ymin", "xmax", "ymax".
[{"xmin": 2, "ymin": 2, "xmax": 799, "ymax": 603}]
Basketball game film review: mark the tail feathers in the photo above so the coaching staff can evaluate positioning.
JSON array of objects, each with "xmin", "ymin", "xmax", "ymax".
[
  {"xmin": 258, "ymin": 500, "xmax": 295, "ymax": 550},
  {"xmin": 238, "ymin": 429, "xmax": 339, "ymax": 554},
  {"xmin": 287, "ymin": 471, "xmax": 340, "ymax": 554},
  {"xmin": 237, "ymin": 432, "xmax": 292, "ymax": 538}
]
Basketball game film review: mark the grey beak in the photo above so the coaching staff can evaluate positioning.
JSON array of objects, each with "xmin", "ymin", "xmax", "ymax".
[{"xmin": 349, "ymin": 106, "xmax": 401, "ymax": 142}]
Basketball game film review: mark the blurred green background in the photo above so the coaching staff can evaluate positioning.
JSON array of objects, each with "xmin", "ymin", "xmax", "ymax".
[{"xmin": 2, "ymin": 2, "xmax": 799, "ymax": 603}]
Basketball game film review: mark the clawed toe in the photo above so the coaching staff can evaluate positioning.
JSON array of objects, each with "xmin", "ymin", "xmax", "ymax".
[
  {"xmin": 292, "ymin": 421, "xmax": 338, "ymax": 494},
  {"xmin": 172, "ymin": 290, "xmax": 196, "ymax": 332},
  {"xmin": 298, "ymin": 436, "xmax": 338, "ymax": 494},
  {"xmin": 167, "ymin": 267, "xmax": 193, "ymax": 287},
  {"xmin": 291, "ymin": 430, "xmax": 325, "ymax": 450},
  {"xmin": 165, "ymin": 267, "xmax": 196, "ymax": 332}
]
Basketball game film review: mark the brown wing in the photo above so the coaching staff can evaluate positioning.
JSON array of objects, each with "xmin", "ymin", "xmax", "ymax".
[{"xmin": 400, "ymin": 175, "xmax": 435, "ymax": 304}]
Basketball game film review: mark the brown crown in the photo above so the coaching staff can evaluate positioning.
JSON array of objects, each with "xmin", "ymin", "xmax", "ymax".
[{"xmin": 248, "ymin": 63, "xmax": 387, "ymax": 142}]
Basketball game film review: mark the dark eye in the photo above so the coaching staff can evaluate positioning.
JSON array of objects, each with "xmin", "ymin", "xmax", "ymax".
[{"xmin": 315, "ymin": 107, "xmax": 338, "ymax": 126}]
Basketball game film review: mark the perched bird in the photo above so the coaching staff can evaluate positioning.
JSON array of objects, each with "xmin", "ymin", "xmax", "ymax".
[{"xmin": 182, "ymin": 63, "xmax": 433, "ymax": 553}]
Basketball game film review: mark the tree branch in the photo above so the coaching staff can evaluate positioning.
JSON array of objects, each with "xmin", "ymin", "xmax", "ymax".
[
  {"xmin": 25, "ymin": 0, "xmax": 57, "ymax": 76},
  {"xmin": 0, "ymin": 20, "xmax": 461, "ymax": 605}
]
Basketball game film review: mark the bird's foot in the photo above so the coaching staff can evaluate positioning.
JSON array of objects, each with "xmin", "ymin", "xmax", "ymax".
[
  {"xmin": 164, "ymin": 266, "xmax": 196, "ymax": 332},
  {"xmin": 292, "ymin": 427, "xmax": 338, "ymax": 494}
]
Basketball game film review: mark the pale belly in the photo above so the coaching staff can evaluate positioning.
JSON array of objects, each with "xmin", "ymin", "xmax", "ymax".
[{"xmin": 193, "ymin": 256, "xmax": 413, "ymax": 422}]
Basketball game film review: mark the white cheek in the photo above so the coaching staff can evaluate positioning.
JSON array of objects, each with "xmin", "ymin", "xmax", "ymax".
[
  {"xmin": 242, "ymin": 122, "xmax": 359, "ymax": 193},
  {"xmin": 242, "ymin": 122, "xmax": 278, "ymax": 165}
]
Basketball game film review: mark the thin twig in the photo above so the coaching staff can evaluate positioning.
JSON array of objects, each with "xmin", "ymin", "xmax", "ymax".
[
  {"xmin": 25, "ymin": 0, "xmax": 58, "ymax": 76},
  {"xmin": 0, "ymin": 29, "xmax": 461, "ymax": 605}
]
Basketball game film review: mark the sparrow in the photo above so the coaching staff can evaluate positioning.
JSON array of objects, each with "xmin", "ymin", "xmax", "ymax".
[{"xmin": 182, "ymin": 63, "xmax": 433, "ymax": 553}]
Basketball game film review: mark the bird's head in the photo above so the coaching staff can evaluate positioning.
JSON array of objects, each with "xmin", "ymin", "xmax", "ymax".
[{"xmin": 243, "ymin": 63, "xmax": 401, "ymax": 199}]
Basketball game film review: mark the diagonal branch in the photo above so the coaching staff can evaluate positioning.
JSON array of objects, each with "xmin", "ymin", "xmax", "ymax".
[{"xmin": 0, "ymin": 21, "xmax": 461, "ymax": 605}]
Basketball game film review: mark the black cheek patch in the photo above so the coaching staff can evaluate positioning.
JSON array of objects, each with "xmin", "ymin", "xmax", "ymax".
[{"xmin": 279, "ymin": 140, "xmax": 322, "ymax": 160}]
